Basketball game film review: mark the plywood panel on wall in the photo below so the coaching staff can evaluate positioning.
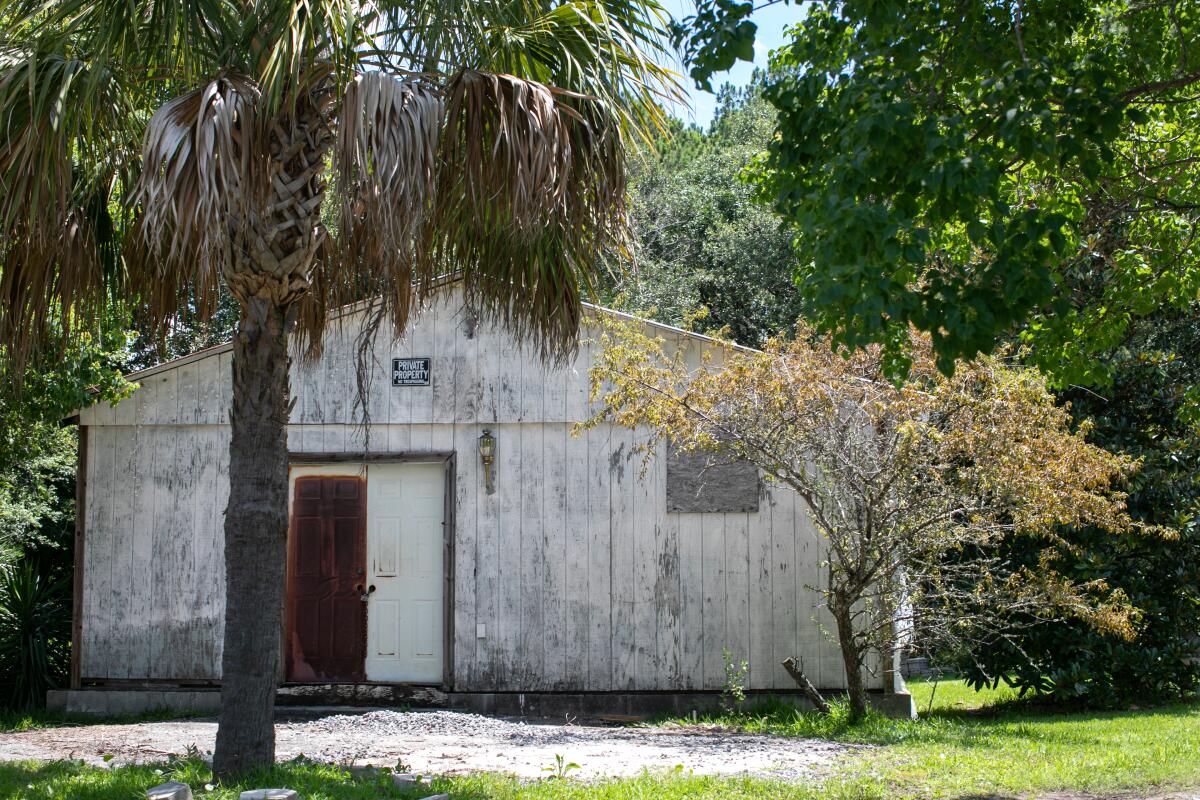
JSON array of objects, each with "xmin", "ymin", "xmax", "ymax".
[{"xmin": 78, "ymin": 287, "xmax": 863, "ymax": 692}]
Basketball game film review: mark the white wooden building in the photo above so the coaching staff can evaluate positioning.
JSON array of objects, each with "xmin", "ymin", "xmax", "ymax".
[{"xmin": 63, "ymin": 286, "xmax": 893, "ymax": 714}]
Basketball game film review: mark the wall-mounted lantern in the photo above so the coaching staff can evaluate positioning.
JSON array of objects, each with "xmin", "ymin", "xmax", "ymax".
[{"xmin": 478, "ymin": 429, "xmax": 497, "ymax": 494}]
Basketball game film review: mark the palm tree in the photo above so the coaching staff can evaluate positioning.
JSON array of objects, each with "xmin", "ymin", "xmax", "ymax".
[{"xmin": 0, "ymin": 0, "xmax": 676, "ymax": 777}]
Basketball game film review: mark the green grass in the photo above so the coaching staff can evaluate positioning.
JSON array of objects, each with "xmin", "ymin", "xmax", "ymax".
[
  {"xmin": 881, "ymin": 678, "xmax": 1200, "ymax": 797},
  {"xmin": 0, "ymin": 760, "xmax": 888, "ymax": 800},
  {"xmin": 657, "ymin": 678, "xmax": 1200, "ymax": 797},
  {"xmin": 1, "ymin": 680, "xmax": 1197, "ymax": 799}
]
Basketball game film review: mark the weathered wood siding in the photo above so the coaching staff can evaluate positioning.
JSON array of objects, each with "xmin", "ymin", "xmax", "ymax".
[{"xmin": 78, "ymin": 290, "xmax": 861, "ymax": 691}]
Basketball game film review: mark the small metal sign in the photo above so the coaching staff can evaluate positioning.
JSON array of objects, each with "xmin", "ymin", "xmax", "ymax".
[{"xmin": 392, "ymin": 357, "xmax": 431, "ymax": 386}]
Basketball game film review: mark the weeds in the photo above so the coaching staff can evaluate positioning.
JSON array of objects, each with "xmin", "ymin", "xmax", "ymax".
[{"xmin": 720, "ymin": 647, "xmax": 749, "ymax": 710}]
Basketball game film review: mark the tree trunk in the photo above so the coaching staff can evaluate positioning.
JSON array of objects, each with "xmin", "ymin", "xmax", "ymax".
[
  {"xmin": 832, "ymin": 600, "xmax": 868, "ymax": 722},
  {"xmin": 210, "ymin": 74, "xmax": 332, "ymax": 780},
  {"xmin": 213, "ymin": 298, "xmax": 292, "ymax": 778}
]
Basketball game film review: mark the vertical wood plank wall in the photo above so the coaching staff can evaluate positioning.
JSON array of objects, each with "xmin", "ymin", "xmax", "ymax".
[{"xmin": 77, "ymin": 291, "xmax": 856, "ymax": 691}]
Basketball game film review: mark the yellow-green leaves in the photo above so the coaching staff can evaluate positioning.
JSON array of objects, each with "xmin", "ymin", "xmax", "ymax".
[{"xmin": 587, "ymin": 316, "xmax": 1148, "ymax": 677}]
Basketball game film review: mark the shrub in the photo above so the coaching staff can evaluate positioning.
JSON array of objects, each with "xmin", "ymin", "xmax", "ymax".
[
  {"xmin": 948, "ymin": 310, "xmax": 1200, "ymax": 705},
  {"xmin": 0, "ymin": 561, "xmax": 70, "ymax": 709},
  {"xmin": 955, "ymin": 524, "xmax": 1200, "ymax": 704}
]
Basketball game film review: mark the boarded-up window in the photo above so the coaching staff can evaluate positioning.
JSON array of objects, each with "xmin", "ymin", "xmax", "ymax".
[{"xmin": 665, "ymin": 443, "xmax": 760, "ymax": 513}]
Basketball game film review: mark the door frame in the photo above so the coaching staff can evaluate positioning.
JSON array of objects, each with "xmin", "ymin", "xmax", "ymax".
[{"xmin": 285, "ymin": 451, "xmax": 457, "ymax": 690}]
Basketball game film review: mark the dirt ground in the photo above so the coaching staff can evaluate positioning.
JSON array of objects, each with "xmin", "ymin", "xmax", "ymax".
[{"xmin": 0, "ymin": 709, "xmax": 861, "ymax": 781}]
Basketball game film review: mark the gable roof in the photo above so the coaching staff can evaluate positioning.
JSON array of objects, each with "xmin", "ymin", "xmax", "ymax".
[{"xmin": 120, "ymin": 287, "xmax": 751, "ymax": 386}]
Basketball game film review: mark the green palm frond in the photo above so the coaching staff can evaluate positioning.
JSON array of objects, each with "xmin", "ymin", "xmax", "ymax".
[{"xmin": 0, "ymin": 562, "xmax": 70, "ymax": 711}]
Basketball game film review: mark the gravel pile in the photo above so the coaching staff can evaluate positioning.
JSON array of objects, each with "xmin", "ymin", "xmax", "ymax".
[
  {"xmin": 0, "ymin": 709, "xmax": 864, "ymax": 781},
  {"xmin": 289, "ymin": 710, "xmax": 547, "ymax": 741},
  {"xmin": 278, "ymin": 709, "xmax": 859, "ymax": 780}
]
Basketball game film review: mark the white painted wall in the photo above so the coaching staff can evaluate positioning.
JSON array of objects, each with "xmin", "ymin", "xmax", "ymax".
[{"xmin": 77, "ymin": 289, "xmax": 866, "ymax": 691}]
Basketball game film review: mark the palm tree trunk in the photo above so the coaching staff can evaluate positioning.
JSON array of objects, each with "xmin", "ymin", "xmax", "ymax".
[
  {"xmin": 213, "ymin": 297, "xmax": 292, "ymax": 778},
  {"xmin": 211, "ymin": 76, "xmax": 332, "ymax": 780}
]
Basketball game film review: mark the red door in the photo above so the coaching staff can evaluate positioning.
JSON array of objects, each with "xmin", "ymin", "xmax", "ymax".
[{"xmin": 286, "ymin": 476, "xmax": 367, "ymax": 682}]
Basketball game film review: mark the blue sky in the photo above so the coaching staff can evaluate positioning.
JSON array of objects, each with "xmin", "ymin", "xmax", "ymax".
[{"xmin": 668, "ymin": 1, "xmax": 810, "ymax": 129}]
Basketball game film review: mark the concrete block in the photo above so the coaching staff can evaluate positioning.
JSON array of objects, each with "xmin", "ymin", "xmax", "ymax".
[
  {"xmin": 391, "ymin": 773, "xmax": 419, "ymax": 790},
  {"xmin": 420, "ymin": 795, "xmax": 449, "ymax": 800},
  {"xmin": 45, "ymin": 690, "xmax": 68, "ymax": 712},
  {"xmin": 147, "ymin": 781, "xmax": 193, "ymax": 800},
  {"xmin": 869, "ymin": 691, "xmax": 916, "ymax": 720},
  {"xmin": 47, "ymin": 689, "xmax": 221, "ymax": 716},
  {"xmin": 239, "ymin": 790, "xmax": 298, "ymax": 800}
]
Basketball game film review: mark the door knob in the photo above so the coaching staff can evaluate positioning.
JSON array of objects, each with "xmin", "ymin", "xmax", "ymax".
[{"xmin": 357, "ymin": 584, "xmax": 376, "ymax": 602}]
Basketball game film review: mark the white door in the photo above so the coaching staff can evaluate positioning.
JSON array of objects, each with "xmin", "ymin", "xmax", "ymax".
[{"xmin": 365, "ymin": 462, "xmax": 445, "ymax": 683}]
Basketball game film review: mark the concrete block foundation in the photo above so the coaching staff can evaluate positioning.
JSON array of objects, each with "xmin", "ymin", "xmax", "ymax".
[
  {"xmin": 47, "ymin": 688, "xmax": 220, "ymax": 715},
  {"xmin": 47, "ymin": 686, "xmax": 916, "ymax": 720}
]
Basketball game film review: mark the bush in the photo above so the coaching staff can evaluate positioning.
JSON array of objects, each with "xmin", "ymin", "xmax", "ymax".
[
  {"xmin": 0, "ymin": 561, "xmax": 70, "ymax": 710},
  {"xmin": 956, "ymin": 526, "xmax": 1200, "ymax": 704},
  {"xmin": 947, "ymin": 309, "xmax": 1200, "ymax": 705}
]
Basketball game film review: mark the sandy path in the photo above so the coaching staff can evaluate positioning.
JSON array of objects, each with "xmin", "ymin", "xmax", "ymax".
[{"xmin": 0, "ymin": 710, "xmax": 861, "ymax": 781}]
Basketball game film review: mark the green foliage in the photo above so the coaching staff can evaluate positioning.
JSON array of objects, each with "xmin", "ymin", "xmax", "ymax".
[
  {"xmin": 679, "ymin": 2, "xmax": 1200, "ymax": 382},
  {"xmin": 0, "ymin": 326, "xmax": 131, "ymax": 562},
  {"xmin": 666, "ymin": 1, "xmax": 1200, "ymax": 708},
  {"xmin": 720, "ymin": 646, "xmax": 749, "ymax": 710},
  {"xmin": 956, "ymin": 523, "xmax": 1200, "ymax": 704},
  {"xmin": 670, "ymin": 0, "xmax": 763, "ymax": 92},
  {"xmin": 128, "ymin": 289, "xmax": 239, "ymax": 371},
  {"xmin": 607, "ymin": 81, "xmax": 801, "ymax": 346},
  {"xmin": 0, "ymin": 322, "xmax": 129, "ymax": 711},
  {"xmin": 0, "ymin": 425, "xmax": 75, "ymax": 566},
  {"xmin": 542, "ymin": 754, "xmax": 581, "ymax": 780},
  {"xmin": 0, "ymin": 562, "xmax": 70, "ymax": 710},
  {"xmin": 953, "ymin": 307, "xmax": 1200, "ymax": 704}
]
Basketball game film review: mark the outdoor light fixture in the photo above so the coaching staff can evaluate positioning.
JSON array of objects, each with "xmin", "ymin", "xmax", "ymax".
[{"xmin": 478, "ymin": 429, "xmax": 497, "ymax": 494}]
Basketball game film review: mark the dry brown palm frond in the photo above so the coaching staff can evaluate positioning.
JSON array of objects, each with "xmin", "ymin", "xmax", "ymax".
[
  {"xmin": 296, "ymin": 73, "xmax": 441, "ymax": 358},
  {"xmin": 305, "ymin": 69, "xmax": 630, "ymax": 366},
  {"xmin": 439, "ymin": 70, "xmax": 574, "ymax": 240},
  {"xmin": 129, "ymin": 71, "xmax": 262, "ymax": 329},
  {"xmin": 0, "ymin": 49, "xmax": 127, "ymax": 372},
  {"xmin": 332, "ymin": 72, "xmax": 442, "ymax": 300},
  {"xmin": 434, "ymin": 69, "xmax": 627, "ymax": 360},
  {"xmin": 0, "ymin": 208, "xmax": 104, "ymax": 367},
  {"xmin": 335, "ymin": 73, "xmax": 442, "ymax": 255}
]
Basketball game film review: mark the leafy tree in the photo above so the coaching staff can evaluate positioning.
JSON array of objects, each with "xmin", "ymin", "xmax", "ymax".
[
  {"xmin": 587, "ymin": 317, "xmax": 1143, "ymax": 720},
  {"xmin": 608, "ymin": 80, "xmax": 800, "ymax": 346},
  {"xmin": 0, "ymin": 329, "xmax": 131, "ymax": 565},
  {"xmin": 676, "ymin": 1, "xmax": 1200, "ymax": 386},
  {"xmin": 948, "ymin": 306, "xmax": 1200, "ymax": 703},
  {"xmin": 670, "ymin": 0, "xmax": 761, "ymax": 93},
  {"xmin": 671, "ymin": 0, "xmax": 1200, "ymax": 703},
  {"xmin": 0, "ymin": 0, "xmax": 676, "ymax": 776},
  {"xmin": 128, "ymin": 289, "xmax": 240, "ymax": 371}
]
